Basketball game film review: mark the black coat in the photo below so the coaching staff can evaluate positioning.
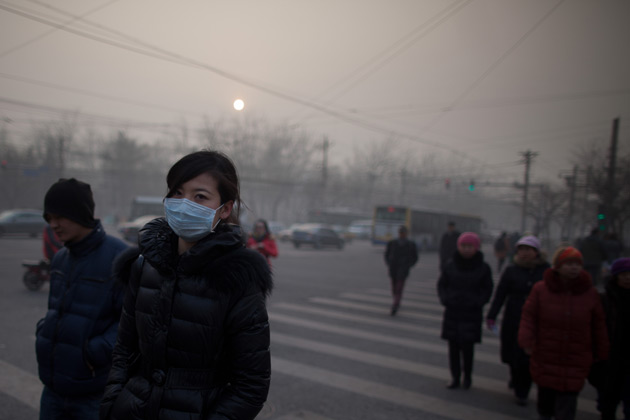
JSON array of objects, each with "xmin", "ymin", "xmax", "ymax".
[
  {"xmin": 439, "ymin": 230, "xmax": 460, "ymax": 269},
  {"xmin": 438, "ymin": 251, "xmax": 493, "ymax": 344},
  {"xmin": 602, "ymin": 277, "xmax": 630, "ymax": 370},
  {"xmin": 384, "ymin": 238, "xmax": 418, "ymax": 280},
  {"xmin": 100, "ymin": 219, "xmax": 272, "ymax": 420},
  {"xmin": 486, "ymin": 257, "xmax": 549, "ymax": 364}
]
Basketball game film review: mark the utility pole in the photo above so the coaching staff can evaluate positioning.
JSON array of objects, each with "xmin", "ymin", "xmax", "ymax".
[
  {"xmin": 519, "ymin": 150, "xmax": 538, "ymax": 233},
  {"xmin": 604, "ymin": 117, "xmax": 619, "ymax": 233},
  {"xmin": 322, "ymin": 136, "xmax": 329, "ymax": 188},
  {"xmin": 565, "ymin": 165, "xmax": 578, "ymax": 241}
]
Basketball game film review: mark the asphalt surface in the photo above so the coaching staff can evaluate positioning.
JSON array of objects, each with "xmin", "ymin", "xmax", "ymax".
[{"xmin": 0, "ymin": 230, "xmax": 603, "ymax": 420}]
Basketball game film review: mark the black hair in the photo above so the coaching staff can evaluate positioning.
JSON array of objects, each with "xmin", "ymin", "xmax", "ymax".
[
  {"xmin": 255, "ymin": 219, "xmax": 270, "ymax": 235},
  {"xmin": 166, "ymin": 150, "xmax": 241, "ymax": 224}
]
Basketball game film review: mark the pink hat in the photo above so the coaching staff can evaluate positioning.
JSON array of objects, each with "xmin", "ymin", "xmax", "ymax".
[{"xmin": 457, "ymin": 232, "xmax": 481, "ymax": 250}]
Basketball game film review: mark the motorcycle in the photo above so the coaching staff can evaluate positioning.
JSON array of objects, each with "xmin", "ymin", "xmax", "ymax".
[{"xmin": 22, "ymin": 259, "xmax": 50, "ymax": 291}]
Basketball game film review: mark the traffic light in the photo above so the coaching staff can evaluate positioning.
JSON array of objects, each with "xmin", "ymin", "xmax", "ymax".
[
  {"xmin": 597, "ymin": 204, "xmax": 606, "ymax": 231},
  {"xmin": 468, "ymin": 179, "xmax": 475, "ymax": 192}
]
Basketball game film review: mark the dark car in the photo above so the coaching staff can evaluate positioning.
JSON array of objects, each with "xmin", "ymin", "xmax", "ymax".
[
  {"xmin": 0, "ymin": 209, "xmax": 46, "ymax": 237},
  {"xmin": 292, "ymin": 224, "xmax": 344, "ymax": 249}
]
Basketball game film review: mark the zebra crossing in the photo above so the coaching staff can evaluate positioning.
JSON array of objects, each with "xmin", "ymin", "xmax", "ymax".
[
  {"xmin": 267, "ymin": 281, "xmax": 601, "ymax": 420},
  {"xmin": 0, "ymin": 279, "xmax": 602, "ymax": 419}
]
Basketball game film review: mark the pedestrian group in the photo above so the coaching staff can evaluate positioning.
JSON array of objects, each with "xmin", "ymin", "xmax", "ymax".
[{"xmin": 32, "ymin": 152, "xmax": 628, "ymax": 420}]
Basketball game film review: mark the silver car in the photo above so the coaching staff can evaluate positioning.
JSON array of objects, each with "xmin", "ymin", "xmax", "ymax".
[{"xmin": 0, "ymin": 209, "xmax": 46, "ymax": 237}]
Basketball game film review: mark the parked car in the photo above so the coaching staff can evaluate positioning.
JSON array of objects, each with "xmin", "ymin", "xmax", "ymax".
[
  {"xmin": 0, "ymin": 209, "xmax": 46, "ymax": 237},
  {"xmin": 278, "ymin": 223, "xmax": 305, "ymax": 242},
  {"xmin": 292, "ymin": 224, "xmax": 344, "ymax": 249},
  {"xmin": 117, "ymin": 214, "xmax": 161, "ymax": 243}
]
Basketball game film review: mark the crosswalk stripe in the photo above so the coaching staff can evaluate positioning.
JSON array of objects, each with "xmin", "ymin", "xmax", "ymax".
[
  {"xmin": 0, "ymin": 359, "xmax": 42, "ymax": 411},
  {"xmin": 309, "ymin": 297, "xmax": 444, "ymax": 322},
  {"xmin": 269, "ymin": 312, "xmax": 500, "ymax": 364},
  {"xmin": 271, "ymin": 332, "xmax": 598, "ymax": 416},
  {"xmin": 272, "ymin": 302, "xmax": 500, "ymax": 347},
  {"xmin": 367, "ymin": 288, "xmax": 439, "ymax": 302},
  {"xmin": 273, "ymin": 410, "xmax": 335, "ymax": 420},
  {"xmin": 271, "ymin": 356, "xmax": 525, "ymax": 420},
  {"xmin": 339, "ymin": 292, "xmax": 444, "ymax": 312}
]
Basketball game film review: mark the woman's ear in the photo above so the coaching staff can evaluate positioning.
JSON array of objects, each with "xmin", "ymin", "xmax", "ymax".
[{"xmin": 220, "ymin": 201, "xmax": 234, "ymax": 220}]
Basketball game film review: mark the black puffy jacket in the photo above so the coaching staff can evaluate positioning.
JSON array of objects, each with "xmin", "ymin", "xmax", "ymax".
[
  {"xmin": 486, "ymin": 256, "xmax": 549, "ymax": 364},
  {"xmin": 100, "ymin": 219, "xmax": 272, "ymax": 420},
  {"xmin": 438, "ymin": 251, "xmax": 493, "ymax": 344}
]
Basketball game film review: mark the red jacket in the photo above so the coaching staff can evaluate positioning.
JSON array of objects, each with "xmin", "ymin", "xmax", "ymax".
[
  {"xmin": 246, "ymin": 235, "xmax": 278, "ymax": 268},
  {"xmin": 518, "ymin": 268, "xmax": 608, "ymax": 392}
]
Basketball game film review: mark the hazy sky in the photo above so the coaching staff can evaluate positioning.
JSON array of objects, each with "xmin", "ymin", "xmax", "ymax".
[{"xmin": 0, "ymin": 0, "xmax": 628, "ymax": 185}]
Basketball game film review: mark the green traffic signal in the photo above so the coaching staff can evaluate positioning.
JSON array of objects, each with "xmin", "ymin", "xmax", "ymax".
[{"xmin": 597, "ymin": 214, "xmax": 605, "ymax": 220}]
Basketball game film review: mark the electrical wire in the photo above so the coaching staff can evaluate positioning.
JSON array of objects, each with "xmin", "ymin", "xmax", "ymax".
[
  {"xmin": 416, "ymin": 0, "xmax": 568, "ymax": 135},
  {"xmin": 0, "ymin": 0, "xmax": 120, "ymax": 59}
]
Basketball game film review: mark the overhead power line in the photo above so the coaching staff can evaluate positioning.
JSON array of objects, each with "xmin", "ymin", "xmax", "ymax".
[
  {"xmin": 0, "ymin": 1, "xmax": 467, "ymax": 156},
  {"xmin": 0, "ymin": 0, "xmax": 120, "ymax": 59},
  {"xmin": 0, "ymin": 72, "xmax": 206, "ymax": 117},
  {"xmin": 417, "ymin": 0, "xmax": 568, "ymax": 135}
]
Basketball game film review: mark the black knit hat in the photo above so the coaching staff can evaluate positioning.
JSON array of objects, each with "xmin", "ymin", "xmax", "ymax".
[{"xmin": 43, "ymin": 178, "xmax": 97, "ymax": 228}]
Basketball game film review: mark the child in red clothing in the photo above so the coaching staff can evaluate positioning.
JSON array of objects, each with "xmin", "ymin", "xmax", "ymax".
[{"xmin": 246, "ymin": 219, "xmax": 278, "ymax": 268}]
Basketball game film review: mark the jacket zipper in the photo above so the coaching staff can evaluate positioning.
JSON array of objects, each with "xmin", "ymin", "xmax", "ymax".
[{"xmin": 50, "ymin": 260, "xmax": 77, "ymax": 389}]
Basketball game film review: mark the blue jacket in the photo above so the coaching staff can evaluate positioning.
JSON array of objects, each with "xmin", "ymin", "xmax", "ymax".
[{"xmin": 36, "ymin": 222, "xmax": 128, "ymax": 396}]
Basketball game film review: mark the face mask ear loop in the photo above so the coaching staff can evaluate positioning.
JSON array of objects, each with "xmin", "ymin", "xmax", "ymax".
[{"xmin": 211, "ymin": 204, "xmax": 225, "ymax": 231}]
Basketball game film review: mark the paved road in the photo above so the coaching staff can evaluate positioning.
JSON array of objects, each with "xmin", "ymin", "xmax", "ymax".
[{"xmin": 0, "ymin": 233, "xmax": 602, "ymax": 419}]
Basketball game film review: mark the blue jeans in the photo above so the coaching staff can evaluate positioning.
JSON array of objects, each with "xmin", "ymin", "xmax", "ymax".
[{"xmin": 39, "ymin": 386, "xmax": 101, "ymax": 420}]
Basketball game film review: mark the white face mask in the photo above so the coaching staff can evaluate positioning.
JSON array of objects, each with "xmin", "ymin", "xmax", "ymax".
[{"xmin": 163, "ymin": 198, "xmax": 224, "ymax": 242}]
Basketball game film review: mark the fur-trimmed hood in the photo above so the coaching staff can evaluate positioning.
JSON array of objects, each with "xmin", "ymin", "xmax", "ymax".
[{"xmin": 113, "ymin": 218, "xmax": 272, "ymax": 297}]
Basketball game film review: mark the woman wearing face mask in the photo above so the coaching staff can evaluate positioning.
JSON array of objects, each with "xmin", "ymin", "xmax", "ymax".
[
  {"xmin": 246, "ymin": 219, "xmax": 278, "ymax": 268},
  {"xmin": 100, "ymin": 150, "xmax": 272, "ymax": 420},
  {"xmin": 438, "ymin": 232, "xmax": 493, "ymax": 390},
  {"xmin": 518, "ymin": 246, "xmax": 608, "ymax": 420},
  {"xmin": 485, "ymin": 236, "xmax": 550, "ymax": 406}
]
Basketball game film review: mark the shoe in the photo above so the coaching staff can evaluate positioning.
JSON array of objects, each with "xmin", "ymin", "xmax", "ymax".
[
  {"xmin": 462, "ymin": 377, "xmax": 471, "ymax": 389},
  {"xmin": 446, "ymin": 380, "xmax": 460, "ymax": 389},
  {"xmin": 390, "ymin": 305, "xmax": 399, "ymax": 316}
]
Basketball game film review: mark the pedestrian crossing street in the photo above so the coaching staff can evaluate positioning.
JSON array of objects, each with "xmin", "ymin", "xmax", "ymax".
[
  {"xmin": 0, "ymin": 280, "xmax": 602, "ymax": 419},
  {"xmin": 266, "ymin": 281, "xmax": 601, "ymax": 420}
]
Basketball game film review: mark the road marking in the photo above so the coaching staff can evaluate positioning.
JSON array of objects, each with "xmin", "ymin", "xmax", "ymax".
[
  {"xmin": 271, "ymin": 332, "xmax": 598, "ymax": 415},
  {"xmin": 368, "ymin": 288, "xmax": 439, "ymax": 302},
  {"xmin": 271, "ymin": 302, "xmax": 499, "ymax": 347},
  {"xmin": 271, "ymin": 357, "xmax": 524, "ymax": 420},
  {"xmin": 308, "ymin": 297, "xmax": 444, "ymax": 322},
  {"xmin": 0, "ymin": 359, "xmax": 42, "ymax": 411},
  {"xmin": 269, "ymin": 312, "xmax": 500, "ymax": 364},
  {"xmin": 340, "ymin": 292, "xmax": 444, "ymax": 312},
  {"xmin": 273, "ymin": 410, "xmax": 335, "ymax": 420}
]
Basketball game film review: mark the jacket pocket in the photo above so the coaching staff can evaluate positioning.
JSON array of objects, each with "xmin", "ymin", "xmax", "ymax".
[{"xmin": 83, "ymin": 339, "xmax": 96, "ymax": 377}]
